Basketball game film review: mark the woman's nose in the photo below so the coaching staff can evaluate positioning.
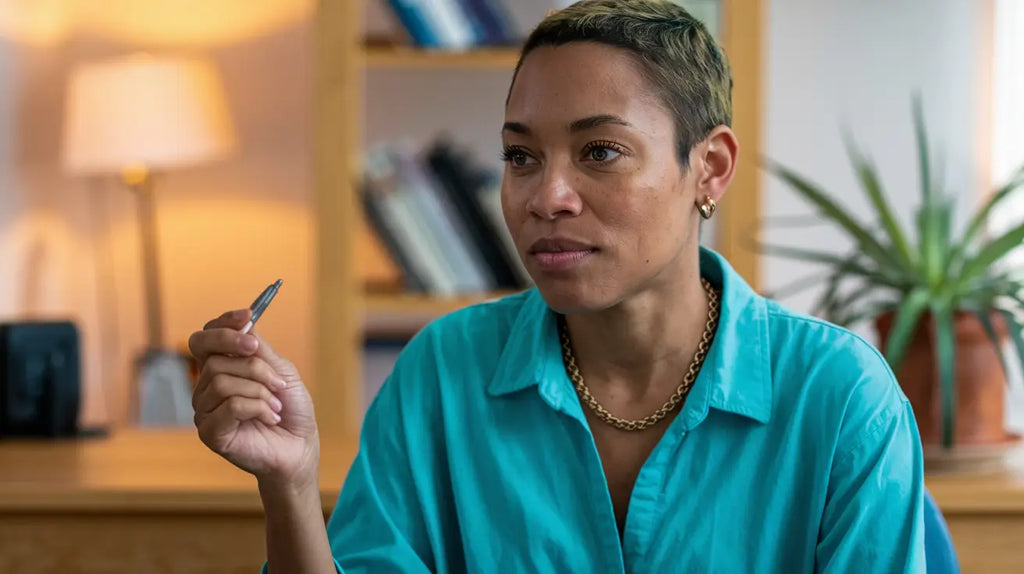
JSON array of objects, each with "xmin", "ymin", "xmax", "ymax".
[{"xmin": 526, "ymin": 166, "xmax": 583, "ymax": 220}]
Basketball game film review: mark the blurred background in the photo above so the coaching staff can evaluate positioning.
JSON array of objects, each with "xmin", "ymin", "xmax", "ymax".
[
  {"xmin": 1, "ymin": 0, "xmax": 1023, "ymax": 570},
  {"xmin": 2, "ymin": 0, "xmax": 1019, "ymax": 430},
  {"xmin": 0, "ymin": 0, "xmax": 317, "ymax": 430}
]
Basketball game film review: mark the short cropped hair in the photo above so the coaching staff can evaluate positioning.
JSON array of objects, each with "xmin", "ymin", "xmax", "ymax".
[{"xmin": 511, "ymin": 0, "xmax": 732, "ymax": 168}]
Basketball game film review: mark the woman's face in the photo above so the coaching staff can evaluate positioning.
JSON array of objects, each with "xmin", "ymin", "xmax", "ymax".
[{"xmin": 501, "ymin": 41, "xmax": 728, "ymax": 313}]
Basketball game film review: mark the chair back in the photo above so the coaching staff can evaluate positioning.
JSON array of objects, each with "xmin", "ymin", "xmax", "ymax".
[{"xmin": 924, "ymin": 489, "xmax": 960, "ymax": 573}]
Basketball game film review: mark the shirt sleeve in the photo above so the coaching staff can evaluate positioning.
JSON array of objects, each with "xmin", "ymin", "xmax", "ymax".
[{"xmin": 815, "ymin": 360, "xmax": 927, "ymax": 573}]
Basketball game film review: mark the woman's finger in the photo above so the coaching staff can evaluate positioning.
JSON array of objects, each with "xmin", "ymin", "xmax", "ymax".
[
  {"xmin": 193, "ymin": 372, "xmax": 283, "ymax": 416},
  {"xmin": 188, "ymin": 326, "xmax": 259, "ymax": 365},
  {"xmin": 196, "ymin": 395, "xmax": 281, "ymax": 440},
  {"xmin": 194, "ymin": 354, "xmax": 287, "ymax": 399},
  {"xmin": 203, "ymin": 309, "xmax": 251, "ymax": 331}
]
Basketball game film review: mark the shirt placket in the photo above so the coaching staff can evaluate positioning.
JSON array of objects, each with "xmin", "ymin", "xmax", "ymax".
[
  {"xmin": 620, "ymin": 413, "xmax": 693, "ymax": 572},
  {"xmin": 539, "ymin": 380, "xmax": 627, "ymax": 573}
]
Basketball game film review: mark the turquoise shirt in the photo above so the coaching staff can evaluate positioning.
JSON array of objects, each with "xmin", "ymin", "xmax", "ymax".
[{"xmin": 311, "ymin": 248, "xmax": 925, "ymax": 573}]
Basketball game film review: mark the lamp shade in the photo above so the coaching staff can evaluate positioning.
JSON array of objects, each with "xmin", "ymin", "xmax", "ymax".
[{"xmin": 61, "ymin": 53, "xmax": 236, "ymax": 175}]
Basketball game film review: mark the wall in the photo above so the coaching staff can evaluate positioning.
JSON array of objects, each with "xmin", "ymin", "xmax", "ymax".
[
  {"xmin": 762, "ymin": 0, "xmax": 988, "ymax": 322},
  {"xmin": 992, "ymin": 0, "xmax": 1024, "ymax": 269}
]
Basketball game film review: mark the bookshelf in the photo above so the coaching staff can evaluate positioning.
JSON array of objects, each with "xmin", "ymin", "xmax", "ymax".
[
  {"xmin": 364, "ymin": 46, "xmax": 521, "ymax": 68},
  {"xmin": 315, "ymin": 0, "xmax": 763, "ymax": 438}
]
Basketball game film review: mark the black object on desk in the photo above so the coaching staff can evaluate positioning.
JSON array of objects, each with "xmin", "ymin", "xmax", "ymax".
[{"xmin": 0, "ymin": 321, "xmax": 80, "ymax": 438}]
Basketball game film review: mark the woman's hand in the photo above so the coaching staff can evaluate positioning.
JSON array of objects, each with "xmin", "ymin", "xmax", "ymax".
[{"xmin": 189, "ymin": 309, "xmax": 319, "ymax": 488}]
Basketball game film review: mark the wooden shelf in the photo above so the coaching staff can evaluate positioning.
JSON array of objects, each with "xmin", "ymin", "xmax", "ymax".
[
  {"xmin": 363, "ymin": 46, "xmax": 520, "ymax": 69},
  {"xmin": 361, "ymin": 291, "xmax": 517, "ymax": 338}
]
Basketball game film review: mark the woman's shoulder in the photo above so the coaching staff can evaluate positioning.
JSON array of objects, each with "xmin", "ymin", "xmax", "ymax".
[
  {"xmin": 761, "ymin": 297, "xmax": 908, "ymax": 410},
  {"xmin": 760, "ymin": 298, "xmax": 915, "ymax": 462}
]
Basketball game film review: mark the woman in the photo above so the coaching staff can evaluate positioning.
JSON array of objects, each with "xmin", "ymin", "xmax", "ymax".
[{"xmin": 189, "ymin": 1, "xmax": 925, "ymax": 572}]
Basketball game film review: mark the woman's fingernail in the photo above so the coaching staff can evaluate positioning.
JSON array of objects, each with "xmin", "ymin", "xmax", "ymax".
[
  {"xmin": 270, "ymin": 396, "xmax": 283, "ymax": 412},
  {"xmin": 272, "ymin": 413, "xmax": 281, "ymax": 424},
  {"xmin": 276, "ymin": 378, "xmax": 289, "ymax": 389}
]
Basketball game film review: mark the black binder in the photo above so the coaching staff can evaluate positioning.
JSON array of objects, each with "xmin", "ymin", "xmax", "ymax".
[{"xmin": 0, "ymin": 321, "xmax": 80, "ymax": 438}]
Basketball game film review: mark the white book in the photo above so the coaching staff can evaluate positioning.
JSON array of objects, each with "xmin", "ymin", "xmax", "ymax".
[{"xmin": 413, "ymin": 0, "xmax": 477, "ymax": 49}]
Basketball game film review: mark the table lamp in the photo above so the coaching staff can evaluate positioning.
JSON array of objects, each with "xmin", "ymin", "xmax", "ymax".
[{"xmin": 61, "ymin": 53, "xmax": 236, "ymax": 425}]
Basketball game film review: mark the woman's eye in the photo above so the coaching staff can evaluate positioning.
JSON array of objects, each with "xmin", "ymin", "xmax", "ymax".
[
  {"xmin": 502, "ymin": 147, "xmax": 535, "ymax": 167},
  {"xmin": 586, "ymin": 145, "xmax": 621, "ymax": 163}
]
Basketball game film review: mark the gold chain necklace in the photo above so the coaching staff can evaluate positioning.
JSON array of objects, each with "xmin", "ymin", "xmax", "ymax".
[{"xmin": 557, "ymin": 277, "xmax": 721, "ymax": 432}]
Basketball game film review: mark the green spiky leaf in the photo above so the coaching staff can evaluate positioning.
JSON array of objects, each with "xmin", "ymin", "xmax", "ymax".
[
  {"xmin": 970, "ymin": 308, "xmax": 1010, "ymax": 386},
  {"xmin": 882, "ymin": 288, "xmax": 931, "ymax": 372},
  {"xmin": 765, "ymin": 162, "xmax": 908, "ymax": 273},
  {"xmin": 843, "ymin": 131, "xmax": 917, "ymax": 272},
  {"xmin": 913, "ymin": 93, "xmax": 934, "ymax": 206},
  {"xmin": 950, "ymin": 165, "xmax": 1024, "ymax": 269},
  {"xmin": 757, "ymin": 244, "xmax": 909, "ymax": 289},
  {"xmin": 960, "ymin": 221, "xmax": 1024, "ymax": 283},
  {"xmin": 1000, "ymin": 310, "xmax": 1024, "ymax": 392},
  {"xmin": 931, "ymin": 302, "xmax": 956, "ymax": 448}
]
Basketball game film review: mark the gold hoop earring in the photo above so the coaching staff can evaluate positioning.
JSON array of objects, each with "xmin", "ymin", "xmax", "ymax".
[{"xmin": 698, "ymin": 196, "xmax": 717, "ymax": 220}]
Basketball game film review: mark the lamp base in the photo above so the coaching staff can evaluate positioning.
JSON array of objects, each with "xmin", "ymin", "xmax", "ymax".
[{"xmin": 133, "ymin": 348, "xmax": 194, "ymax": 427}]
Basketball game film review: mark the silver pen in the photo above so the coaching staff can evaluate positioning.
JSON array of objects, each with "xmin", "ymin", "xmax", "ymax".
[{"xmin": 241, "ymin": 279, "xmax": 282, "ymax": 334}]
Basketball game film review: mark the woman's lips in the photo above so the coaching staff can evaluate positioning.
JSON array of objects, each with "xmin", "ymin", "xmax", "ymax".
[
  {"xmin": 530, "ymin": 248, "xmax": 597, "ymax": 271},
  {"xmin": 527, "ymin": 237, "xmax": 598, "ymax": 272}
]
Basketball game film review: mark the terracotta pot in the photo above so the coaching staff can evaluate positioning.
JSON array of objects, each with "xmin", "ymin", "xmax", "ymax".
[{"xmin": 875, "ymin": 310, "xmax": 1007, "ymax": 447}]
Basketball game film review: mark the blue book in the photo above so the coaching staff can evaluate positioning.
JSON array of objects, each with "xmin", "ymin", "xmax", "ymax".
[
  {"xmin": 459, "ymin": 0, "xmax": 519, "ymax": 45},
  {"xmin": 383, "ymin": 0, "xmax": 443, "ymax": 48}
]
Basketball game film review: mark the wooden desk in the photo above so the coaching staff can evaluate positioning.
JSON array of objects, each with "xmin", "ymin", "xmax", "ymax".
[
  {"xmin": 3, "ymin": 430, "xmax": 1024, "ymax": 573},
  {"xmin": 927, "ymin": 462, "xmax": 1024, "ymax": 573},
  {"xmin": 0, "ymin": 429, "xmax": 357, "ymax": 574}
]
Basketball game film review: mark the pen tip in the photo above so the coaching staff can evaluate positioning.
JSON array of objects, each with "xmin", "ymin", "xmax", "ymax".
[{"xmin": 274, "ymin": 279, "xmax": 283, "ymax": 287}]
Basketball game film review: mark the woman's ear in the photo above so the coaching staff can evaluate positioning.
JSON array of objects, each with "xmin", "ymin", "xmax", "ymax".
[{"xmin": 694, "ymin": 125, "xmax": 739, "ymax": 206}]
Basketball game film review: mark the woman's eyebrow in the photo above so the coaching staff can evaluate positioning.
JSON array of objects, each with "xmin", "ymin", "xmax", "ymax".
[
  {"xmin": 502, "ymin": 114, "xmax": 633, "ymax": 138},
  {"xmin": 502, "ymin": 121, "xmax": 530, "ymax": 136},
  {"xmin": 568, "ymin": 114, "xmax": 632, "ymax": 133}
]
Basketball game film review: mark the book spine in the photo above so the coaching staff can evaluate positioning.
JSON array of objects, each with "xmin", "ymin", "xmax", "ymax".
[
  {"xmin": 413, "ymin": 0, "xmax": 477, "ymax": 49},
  {"xmin": 475, "ymin": 178, "xmax": 533, "ymax": 286},
  {"xmin": 362, "ymin": 147, "xmax": 452, "ymax": 293},
  {"xmin": 426, "ymin": 140, "xmax": 525, "ymax": 288},
  {"xmin": 459, "ymin": 0, "xmax": 520, "ymax": 45},
  {"xmin": 393, "ymin": 144, "xmax": 495, "ymax": 292},
  {"xmin": 382, "ymin": 0, "xmax": 444, "ymax": 48},
  {"xmin": 387, "ymin": 190, "xmax": 459, "ymax": 294}
]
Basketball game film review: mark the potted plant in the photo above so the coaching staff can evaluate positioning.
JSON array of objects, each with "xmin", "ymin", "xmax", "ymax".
[{"xmin": 762, "ymin": 98, "xmax": 1024, "ymax": 451}]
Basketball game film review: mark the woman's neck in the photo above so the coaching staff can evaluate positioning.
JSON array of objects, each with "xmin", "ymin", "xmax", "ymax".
[{"xmin": 561, "ymin": 260, "xmax": 710, "ymax": 397}]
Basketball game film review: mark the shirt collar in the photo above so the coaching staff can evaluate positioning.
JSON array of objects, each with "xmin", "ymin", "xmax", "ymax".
[{"xmin": 487, "ymin": 247, "xmax": 773, "ymax": 425}]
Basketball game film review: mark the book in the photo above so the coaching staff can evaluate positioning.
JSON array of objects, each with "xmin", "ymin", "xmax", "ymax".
[
  {"xmin": 425, "ymin": 138, "xmax": 526, "ymax": 289},
  {"xmin": 383, "ymin": 0, "xmax": 518, "ymax": 49},
  {"xmin": 360, "ymin": 137, "xmax": 533, "ymax": 295}
]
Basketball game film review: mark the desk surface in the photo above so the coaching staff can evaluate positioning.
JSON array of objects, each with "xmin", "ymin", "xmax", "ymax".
[
  {"xmin": 1, "ymin": 428, "xmax": 1023, "ymax": 516},
  {"xmin": 928, "ymin": 460, "xmax": 1024, "ymax": 514},
  {"xmin": 0, "ymin": 428, "xmax": 358, "ymax": 513}
]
